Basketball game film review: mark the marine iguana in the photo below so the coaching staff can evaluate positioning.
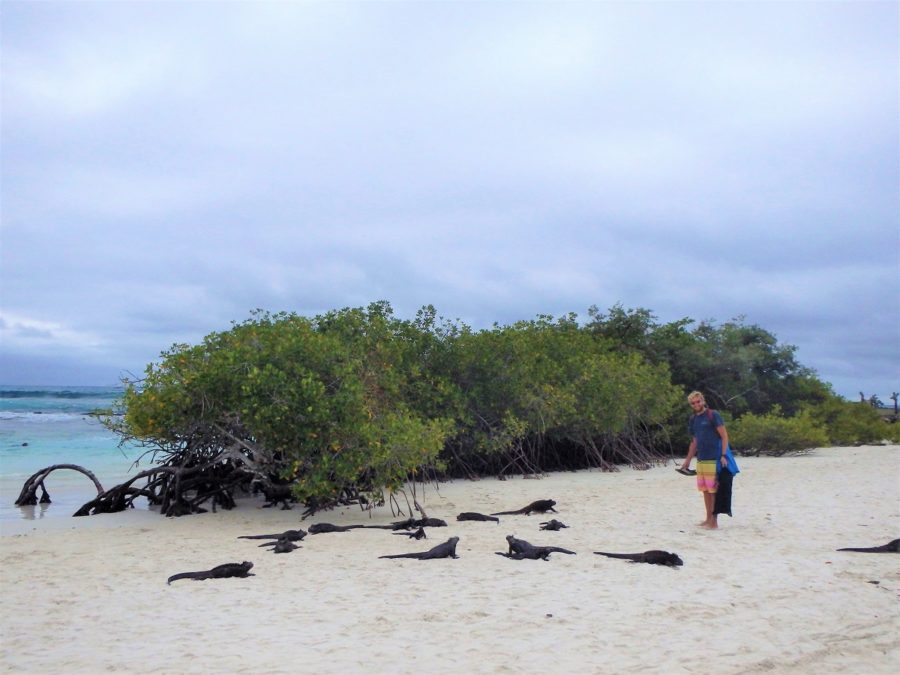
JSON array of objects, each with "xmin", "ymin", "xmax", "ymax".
[
  {"xmin": 836, "ymin": 538, "xmax": 900, "ymax": 553},
  {"xmin": 388, "ymin": 517, "xmax": 449, "ymax": 530},
  {"xmin": 308, "ymin": 523, "xmax": 368, "ymax": 534},
  {"xmin": 257, "ymin": 538, "xmax": 301, "ymax": 553},
  {"xmin": 495, "ymin": 535, "xmax": 575, "ymax": 560},
  {"xmin": 491, "ymin": 499, "xmax": 557, "ymax": 516},
  {"xmin": 254, "ymin": 482, "xmax": 296, "ymax": 510},
  {"xmin": 539, "ymin": 519, "xmax": 568, "ymax": 531},
  {"xmin": 457, "ymin": 512, "xmax": 500, "ymax": 523},
  {"xmin": 167, "ymin": 561, "xmax": 255, "ymax": 585},
  {"xmin": 392, "ymin": 527, "xmax": 427, "ymax": 540},
  {"xmin": 379, "ymin": 537, "xmax": 460, "ymax": 560},
  {"xmin": 238, "ymin": 529, "xmax": 307, "ymax": 542},
  {"xmin": 165, "ymin": 501, "xmax": 208, "ymax": 517},
  {"xmin": 271, "ymin": 538, "xmax": 300, "ymax": 553},
  {"xmin": 594, "ymin": 550, "xmax": 684, "ymax": 566}
]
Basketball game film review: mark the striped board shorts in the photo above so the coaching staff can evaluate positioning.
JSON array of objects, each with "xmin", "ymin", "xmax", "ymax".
[{"xmin": 696, "ymin": 460, "xmax": 718, "ymax": 493}]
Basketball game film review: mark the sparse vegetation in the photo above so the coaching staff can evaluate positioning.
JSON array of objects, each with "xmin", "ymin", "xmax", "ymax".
[{"xmin": 728, "ymin": 406, "xmax": 829, "ymax": 455}]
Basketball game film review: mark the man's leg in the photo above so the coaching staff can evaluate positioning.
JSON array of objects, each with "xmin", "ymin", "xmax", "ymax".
[
  {"xmin": 695, "ymin": 461, "xmax": 719, "ymax": 528},
  {"xmin": 702, "ymin": 492, "xmax": 718, "ymax": 529}
]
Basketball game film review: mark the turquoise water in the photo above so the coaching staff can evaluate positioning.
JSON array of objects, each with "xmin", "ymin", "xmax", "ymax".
[{"xmin": 0, "ymin": 386, "xmax": 144, "ymax": 522}]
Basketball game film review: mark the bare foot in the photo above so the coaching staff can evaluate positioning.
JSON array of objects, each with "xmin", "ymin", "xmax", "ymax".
[{"xmin": 700, "ymin": 522, "xmax": 719, "ymax": 530}]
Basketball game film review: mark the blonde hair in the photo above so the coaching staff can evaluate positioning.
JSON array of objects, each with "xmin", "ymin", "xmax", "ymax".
[{"xmin": 687, "ymin": 391, "xmax": 706, "ymax": 404}]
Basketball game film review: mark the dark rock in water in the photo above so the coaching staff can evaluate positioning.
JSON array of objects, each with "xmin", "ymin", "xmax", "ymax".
[{"xmin": 22, "ymin": 442, "xmax": 28, "ymax": 447}]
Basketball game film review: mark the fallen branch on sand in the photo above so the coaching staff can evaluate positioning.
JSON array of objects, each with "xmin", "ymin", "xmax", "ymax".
[{"xmin": 15, "ymin": 464, "xmax": 105, "ymax": 506}]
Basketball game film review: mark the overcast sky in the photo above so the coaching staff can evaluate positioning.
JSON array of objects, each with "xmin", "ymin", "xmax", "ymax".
[{"xmin": 1, "ymin": 1, "xmax": 898, "ymax": 401}]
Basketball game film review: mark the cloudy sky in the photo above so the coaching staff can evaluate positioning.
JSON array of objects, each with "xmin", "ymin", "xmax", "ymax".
[{"xmin": 1, "ymin": 1, "xmax": 897, "ymax": 400}]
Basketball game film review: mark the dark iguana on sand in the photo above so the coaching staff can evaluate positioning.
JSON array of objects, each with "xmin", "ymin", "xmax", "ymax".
[
  {"xmin": 490, "ymin": 499, "xmax": 557, "ymax": 516},
  {"xmin": 457, "ymin": 512, "xmax": 500, "ymax": 523},
  {"xmin": 238, "ymin": 529, "xmax": 306, "ymax": 542},
  {"xmin": 387, "ymin": 517, "xmax": 448, "ymax": 530},
  {"xmin": 254, "ymin": 482, "xmax": 296, "ymax": 510},
  {"xmin": 258, "ymin": 538, "xmax": 301, "ymax": 553},
  {"xmin": 379, "ymin": 537, "xmax": 460, "ymax": 560},
  {"xmin": 308, "ymin": 523, "xmax": 368, "ymax": 534},
  {"xmin": 328, "ymin": 517, "xmax": 447, "ymax": 532},
  {"xmin": 495, "ymin": 535, "xmax": 575, "ymax": 561},
  {"xmin": 836, "ymin": 538, "xmax": 900, "ymax": 553},
  {"xmin": 392, "ymin": 527, "xmax": 427, "ymax": 540},
  {"xmin": 594, "ymin": 550, "xmax": 684, "ymax": 567},
  {"xmin": 539, "ymin": 519, "xmax": 568, "ymax": 531},
  {"xmin": 167, "ymin": 561, "xmax": 255, "ymax": 585}
]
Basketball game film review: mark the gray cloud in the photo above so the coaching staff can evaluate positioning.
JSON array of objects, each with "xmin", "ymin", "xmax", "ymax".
[{"xmin": 1, "ymin": 1, "xmax": 897, "ymax": 398}]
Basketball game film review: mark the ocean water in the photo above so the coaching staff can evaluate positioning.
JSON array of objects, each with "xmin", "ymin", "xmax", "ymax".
[{"xmin": 0, "ymin": 386, "xmax": 144, "ymax": 523}]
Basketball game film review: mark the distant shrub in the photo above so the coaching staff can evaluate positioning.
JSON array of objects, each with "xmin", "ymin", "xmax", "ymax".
[
  {"xmin": 729, "ymin": 406, "xmax": 829, "ymax": 456},
  {"xmin": 801, "ymin": 398, "xmax": 900, "ymax": 446}
]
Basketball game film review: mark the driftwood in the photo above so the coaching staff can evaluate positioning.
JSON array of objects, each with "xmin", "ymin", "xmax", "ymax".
[
  {"xmin": 13, "ymin": 452, "xmax": 367, "ymax": 519},
  {"xmin": 73, "ymin": 459, "xmax": 253, "ymax": 517},
  {"xmin": 15, "ymin": 464, "xmax": 105, "ymax": 506},
  {"xmin": 13, "ymin": 450, "xmax": 262, "ymax": 517}
]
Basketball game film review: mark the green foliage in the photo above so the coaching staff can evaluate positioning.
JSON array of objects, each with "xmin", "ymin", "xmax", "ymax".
[
  {"xmin": 111, "ymin": 299, "xmax": 857, "ymax": 511},
  {"xmin": 801, "ymin": 398, "xmax": 900, "ymax": 446},
  {"xmin": 439, "ymin": 315, "xmax": 681, "ymax": 472},
  {"xmin": 587, "ymin": 304, "xmax": 827, "ymax": 416},
  {"xmin": 116, "ymin": 305, "xmax": 453, "ymax": 506},
  {"xmin": 729, "ymin": 406, "xmax": 829, "ymax": 455}
]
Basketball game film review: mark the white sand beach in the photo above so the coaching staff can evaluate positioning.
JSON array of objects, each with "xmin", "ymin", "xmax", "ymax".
[{"xmin": 1, "ymin": 445, "xmax": 898, "ymax": 674}]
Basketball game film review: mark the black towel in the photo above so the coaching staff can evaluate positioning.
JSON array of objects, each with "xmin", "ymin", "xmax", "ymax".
[{"xmin": 714, "ymin": 466, "xmax": 734, "ymax": 518}]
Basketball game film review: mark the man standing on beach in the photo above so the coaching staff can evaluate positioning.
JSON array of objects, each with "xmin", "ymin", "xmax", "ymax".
[{"xmin": 679, "ymin": 391, "xmax": 729, "ymax": 529}]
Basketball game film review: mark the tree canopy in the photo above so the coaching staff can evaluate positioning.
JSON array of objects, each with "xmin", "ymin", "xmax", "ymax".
[{"xmin": 101, "ymin": 301, "xmax": 892, "ymax": 516}]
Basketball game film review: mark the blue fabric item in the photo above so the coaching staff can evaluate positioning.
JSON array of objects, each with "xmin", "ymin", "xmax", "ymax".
[
  {"xmin": 718, "ymin": 442, "xmax": 740, "ymax": 475},
  {"xmin": 688, "ymin": 409, "xmax": 725, "ymax": 460}
]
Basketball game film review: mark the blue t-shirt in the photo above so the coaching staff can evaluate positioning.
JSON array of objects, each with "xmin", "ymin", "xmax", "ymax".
[{"xmin": 689, "ymin": 409, "xmax": 724, "ymax": 461}]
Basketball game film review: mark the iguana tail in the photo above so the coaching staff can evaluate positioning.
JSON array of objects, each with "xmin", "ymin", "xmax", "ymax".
[
  {"xmin": 167, "ymin": 571, "xmax": 209, "ymax": 585},
  {"xmin": 836, "ymin": 539, "xmax": 899, "ymax": 553},
  {"xmin": 593, "ymin": 551, "xmax": 638, "ymax": 560}
]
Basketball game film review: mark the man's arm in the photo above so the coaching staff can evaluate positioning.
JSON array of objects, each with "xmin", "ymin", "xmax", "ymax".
[
  {"xmin": 681, "ymin": 438, "xmax": 697, "ymax": 470},
  {"xmin": 717, "ymin": 424, "xmax": 730, "ymax": 467}
]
